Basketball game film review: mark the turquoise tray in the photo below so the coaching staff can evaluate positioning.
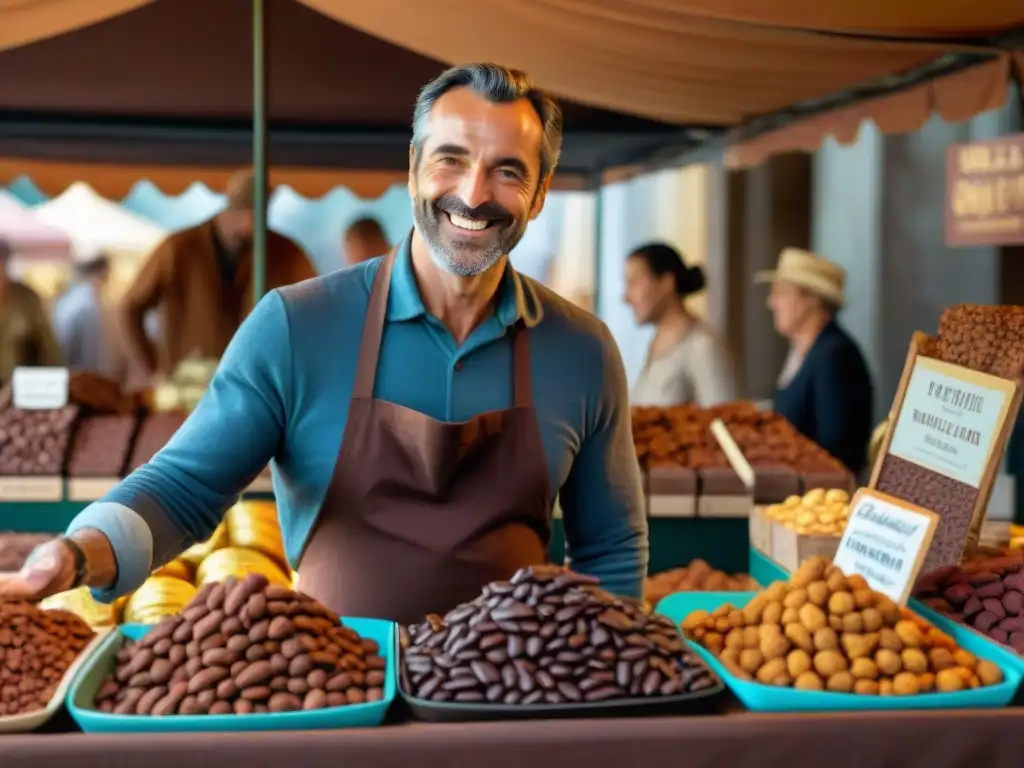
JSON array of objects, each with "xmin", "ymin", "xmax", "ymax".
[
  {"xmin": 66, "ymin": 618, "xmax": 397, "ymax": 732},
  {"xmin": 748, "ymin": 545, "xmax": 789, "ymax": 586},
  {"xmin": 654, "ymin": 591, "xmax": 1023, "ymax": 712}
]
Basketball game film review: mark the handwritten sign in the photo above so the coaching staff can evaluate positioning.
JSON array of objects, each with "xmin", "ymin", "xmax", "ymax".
[
  {"xmin": 12, "ymin": 367, "xmax": 68, "ymax": 410},
  {"xmin": 946, "ymin": 133, "xmax": 1024, "ymax": 246},
  {"xmin": 833, "ymin": 489, "xmax": 939, "ymax": 604},
  {"xmin": 886, "ymin": 356, "xmax": 1014, "ymax": 488}
]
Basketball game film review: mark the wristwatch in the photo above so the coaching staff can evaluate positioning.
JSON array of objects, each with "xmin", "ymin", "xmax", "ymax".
[{"xmin": 57, "ymin": 536, "xmax": 88, "ymax": 589}]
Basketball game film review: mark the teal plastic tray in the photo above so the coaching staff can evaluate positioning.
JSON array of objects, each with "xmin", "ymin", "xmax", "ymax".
[
  {"xmin": 66, "ymin": 618, "xmax": 396, "ymax": 732},
  {"xmin": 654, "ymin": 591, "xmax": 1023, "ymax": 712},
  {"xmin": 748, "ymin": 545, "xmax": 789, "ymax": 586}
]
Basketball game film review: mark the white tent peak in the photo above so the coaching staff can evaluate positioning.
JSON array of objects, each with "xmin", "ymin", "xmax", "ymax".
[{"xmin": 34, "ymin": 181, "xmax": 167, "ymax": 255}]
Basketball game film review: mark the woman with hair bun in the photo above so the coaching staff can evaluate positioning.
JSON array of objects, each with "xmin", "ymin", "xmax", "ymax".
[{"xmin": 624, "ymin": 242, "xmax": 737, "ymax": 407}]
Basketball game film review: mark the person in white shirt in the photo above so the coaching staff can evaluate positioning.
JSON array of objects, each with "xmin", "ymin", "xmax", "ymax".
[
  {"xmin": 52, "ymin": 252, "xmax": 123, "ymax": 381},
  {"xmin": 624, "ymin": 242, "xmax": 736, "ymax": 408}
]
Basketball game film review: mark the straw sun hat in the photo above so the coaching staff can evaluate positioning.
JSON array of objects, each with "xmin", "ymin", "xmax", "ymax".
[{"xmin": 755, "ymin": 247, "xmax": 846, "ymax": 308}]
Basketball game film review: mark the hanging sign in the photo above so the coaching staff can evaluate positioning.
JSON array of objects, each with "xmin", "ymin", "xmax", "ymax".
[{"xmin": 946, "ymin": 133, "xmax": 1024, "ymax": 247}]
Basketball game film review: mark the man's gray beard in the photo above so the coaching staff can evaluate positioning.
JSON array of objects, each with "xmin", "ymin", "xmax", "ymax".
[
  {"xmin": 412, "ymin": 204, "xmax": 505, "ymax": 278},
  {"xmin": 424, "ymin": 235, "xmax": 504, "ymax": 277}
]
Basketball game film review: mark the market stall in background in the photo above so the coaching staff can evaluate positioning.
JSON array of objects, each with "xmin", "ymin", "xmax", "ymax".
[{"xmin": 0, "ymin": 190, "xmax": 73, "ymax": 296}]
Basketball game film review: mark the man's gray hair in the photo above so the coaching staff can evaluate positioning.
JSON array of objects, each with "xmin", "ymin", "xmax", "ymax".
[{"xmin": 411, "ymin": 63, "xmax": 564, "ymax": 182}]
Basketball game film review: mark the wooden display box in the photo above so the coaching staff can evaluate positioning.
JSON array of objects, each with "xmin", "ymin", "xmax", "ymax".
[
  {"xmin": 646, "ymin": 466, "xmax": 697, "ymax": 518},
  {"xmin": 749, "ymin": 505, "xmax": 773, "ymax": 558},
  {"xmin": 869, "ymin": 331, "xmax": 1023, "ymax": 573},
  {"xmin": 698, "ymin": 467, "xmax": 752, "ymax": 518},
  {"xmin": 0, "ymin": 476, "xmax": 64, "ymax": 503},
  {"xmin": 66, "ymin": 477, "xmax": 119, "ymax": 502},
  {"xmin": 753, "ymin": 465, "xmax": 800, "ymax": 504},
  {"xmin": 768, "ymin": 518, "xmax": 841, "ymax": 574}
]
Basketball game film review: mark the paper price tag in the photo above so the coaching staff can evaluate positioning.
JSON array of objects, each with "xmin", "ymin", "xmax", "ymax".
[
  {"xmin": 833, "ymin": 489, "xmax": 939, "ymax": 604},
  {"xmin": 12, "ymin": 367, "xmax": 69, "ymax": 410}
]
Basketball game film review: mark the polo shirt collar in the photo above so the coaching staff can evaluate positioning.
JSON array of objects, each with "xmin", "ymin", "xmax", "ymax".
[{"xmin": 384, "ymin": 232, "xmax": 539, "ymax": 329}]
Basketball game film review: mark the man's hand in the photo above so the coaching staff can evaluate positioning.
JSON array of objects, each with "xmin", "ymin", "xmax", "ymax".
[
  {"xmin": 0, "ymin": 529, "xmax": 117, "ymax": 602},
  {"xmin": 0, "ymin": 539, "xmax": 77, "ymax": 601}
]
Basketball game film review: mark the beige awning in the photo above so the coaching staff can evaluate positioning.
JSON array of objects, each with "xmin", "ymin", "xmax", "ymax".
[{"xmin": 1, "ymin": 0, "xmax": 1020, "ymax": 173}]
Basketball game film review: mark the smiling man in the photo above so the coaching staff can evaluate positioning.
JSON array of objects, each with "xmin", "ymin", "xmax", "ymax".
[{"xmin": 0, "ymin": 64, "xmax": 648, "ymax": 625}]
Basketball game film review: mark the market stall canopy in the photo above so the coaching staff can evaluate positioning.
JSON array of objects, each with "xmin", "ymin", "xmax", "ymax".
[
  {"xmin": 0, "ymin": 190, "xmax": 72, "ymax": 259},
  {"xmin": 0, "ymin": 0, "xmax": 694, "ymax": 197},
  {"xmin": 0, "ymin": 0, "xmax": 1020, "ymax": 185},
  {"xmin": 33, "ymin": 182, "xmax": 167, "ymax": 255}
]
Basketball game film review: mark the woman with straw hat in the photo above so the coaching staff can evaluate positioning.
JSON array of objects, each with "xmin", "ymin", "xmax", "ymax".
[{"xmin": 757, "ymin": 247, "xmax": 873, "ymax": 476}]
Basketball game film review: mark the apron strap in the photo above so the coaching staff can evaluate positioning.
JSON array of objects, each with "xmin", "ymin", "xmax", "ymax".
[
  {"xmin": 512, "ymin": 322, "xmax": 533, "ymax": 408},
  {"xmin": 352, "ymin": 247, "xmax": 397, "ymax": 399}
]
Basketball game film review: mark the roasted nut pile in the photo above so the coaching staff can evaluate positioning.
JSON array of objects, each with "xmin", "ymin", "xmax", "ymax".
[
  {"xmin": 765, "ymin": 489, "xmax": 851, "ymax": 536},
  {"xmin": 0, "ymin": 405, "xmax": 78, "ymax": 475},
  {"xmin": 632, "ymin": 402, "xmax": 847, "ymax": 474},
  {"xmin": 645, "ymin": 560, "xmax": 757, "ymax": 605},
  {"xmin": 916, "ymin": 556, "xmax": 1024, "ymax": 655},
  {"xmin": 401, "ymin": 565, "xmax": 717, "ymax": 706},
  {"xmin": 936, "ymin": 304, "xmax": 1024, "ymax": 380},
  {"xmin": 94, "ymin": 574, "xmax": 386, "ymax": 715},
  {"xmin": 681, "ymin": 556, "xmax": 1005, "ymax": 695},
  {"xmin": 0, "ymin": 599, "xmax": 95, "ymax": 717},
  {"xmin": 67, "ymin": 414, "xmax": 138, "ymax": 477}
]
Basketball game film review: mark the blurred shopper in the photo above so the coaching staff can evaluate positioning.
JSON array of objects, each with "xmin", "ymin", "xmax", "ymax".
[
  {"xmin": 120, "ymin": 170, "xmax": 316, "ymax": 380},
  {"xmin": 0, "ymin": 238, "xmax": 60, "ymax": 384},
  {"xmin": 625, "ymin": 242, "xmax": 736, "ymax": 407},
  {"xmin": 52, "ymin": 251, "xmax": 124, "ymax": 381},
  {"xmin": 759, "ymin": 247, "xmax": 873, "ymax": 475},
  {"xmin": 343, "ymin": 217, "xmax": 390, "ymax": 265}
]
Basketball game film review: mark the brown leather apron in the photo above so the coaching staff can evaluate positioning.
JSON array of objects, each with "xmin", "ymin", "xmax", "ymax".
[{"xmin": 297, "ymin": 247, "xmax": 551, "ymax": 625}]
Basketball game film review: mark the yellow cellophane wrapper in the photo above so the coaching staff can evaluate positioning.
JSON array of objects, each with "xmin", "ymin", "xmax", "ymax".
[
  {"xmin": 226, "ymin": 500, "xmax": 288, "ymax": 572},
  {"xmin": 179, "ymin": 522, "xmax": 230, "ymax": 568},
  {"xmin": 39, "ymin": 586, "xmax": 115, "ymax": 628},
  {"xmin": 123, "ymin": 576, "xmax": 197, "ymax": 625},
  {"xmin": 151, "ymin": 558, "xmax": 194, "ymax": 582},
  {"xmin": 195, "ymin": 547, "xmax": 291, "ymax": 589}
]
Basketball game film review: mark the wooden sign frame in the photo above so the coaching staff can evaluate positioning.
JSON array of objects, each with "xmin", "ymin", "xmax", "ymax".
[{"xmin": 869, "ymin": 331, "xmax": 1023, "ymax": 559}]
